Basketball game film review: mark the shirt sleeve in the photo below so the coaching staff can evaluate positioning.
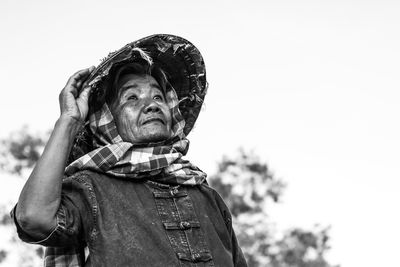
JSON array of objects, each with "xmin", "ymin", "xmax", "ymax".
[
  {"xmin": 10, "ymin": 175, "xmax": 94, "ymax": 247},
  {"xmin": 43, "ymin": 246, "xmax": 86, "ymax": 267},
  {"xmin": 230, "ymin": 223, "xmax": 248, "ymax": 267},
  {"xmin": 212, "ymin": 190, "xmax": 248, "ymax": 267}
]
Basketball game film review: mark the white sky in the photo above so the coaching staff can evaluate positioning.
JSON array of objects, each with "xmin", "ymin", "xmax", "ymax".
[{"xmin": 1, "ymin": 0, "xmax": 400, "ymax": 266}]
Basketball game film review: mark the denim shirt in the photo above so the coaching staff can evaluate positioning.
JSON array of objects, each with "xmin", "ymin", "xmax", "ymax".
[{"xmin": 13, "ymin": 170, "xmax": 247, "ymax": 267}]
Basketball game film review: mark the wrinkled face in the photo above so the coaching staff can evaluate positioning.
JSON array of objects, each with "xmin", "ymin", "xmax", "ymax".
[{"xmin": 111, "ymin": 74, "xmax": 172, "ymax": 144}]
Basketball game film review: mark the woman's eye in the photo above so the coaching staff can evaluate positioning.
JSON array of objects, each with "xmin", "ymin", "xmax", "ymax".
[
  {"xmin": 128, "ymin": 95, "xmax": 138, "ymax": 101},
  {"xmin": 154, "ymin": 95, "xmax": 164, "ymax": 101}
]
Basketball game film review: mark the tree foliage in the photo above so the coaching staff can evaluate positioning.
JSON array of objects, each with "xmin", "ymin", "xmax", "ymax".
[
  {"xmin": 0, "ymin": 126, "xmax": 48, "ymax": 175},
  {"xmin": 0, "ymin": 128, "xmax": 48, "ymax": 266},
  {"xmin": 209, "ymin": 149, "xmax": 338, "ymax": 267}
]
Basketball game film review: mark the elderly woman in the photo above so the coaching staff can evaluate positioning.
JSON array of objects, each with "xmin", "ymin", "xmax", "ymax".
[{"xmin": 12, "ymin": 35, "xmax": 247, "ymax": 267}]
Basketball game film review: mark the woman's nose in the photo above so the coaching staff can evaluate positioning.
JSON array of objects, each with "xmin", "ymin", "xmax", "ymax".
[{"xmin": 143, "ymin": 100, "xmax": 161, "ymax": 113}]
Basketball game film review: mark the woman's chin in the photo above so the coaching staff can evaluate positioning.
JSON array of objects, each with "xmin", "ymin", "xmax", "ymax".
[{"xmin": 125, "ymin": 129, "xmax": 171, "ymax": 144}]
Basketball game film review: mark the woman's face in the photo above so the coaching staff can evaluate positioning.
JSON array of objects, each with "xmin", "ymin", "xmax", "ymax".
[{"xmin": 110, "ymin": 74, "xmax": 172, "ymax": 144}]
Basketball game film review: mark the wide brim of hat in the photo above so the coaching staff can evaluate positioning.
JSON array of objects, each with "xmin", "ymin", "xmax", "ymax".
[{"xmin": 86, "ymin": 34, "xmax": 207, "ymax": 136}]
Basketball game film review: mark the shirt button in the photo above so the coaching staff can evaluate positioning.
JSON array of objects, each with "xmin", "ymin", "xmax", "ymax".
[
  {"xmin": 179, "ymin": 221, "xmax": 191, "ymax": 229},
  {"xmin": 192, "ymin": 253, "xmax": 201, "ymax": 261},
  {"xmin": 170, "ymin": 188, "xmax": 179, "ymax": 196}
]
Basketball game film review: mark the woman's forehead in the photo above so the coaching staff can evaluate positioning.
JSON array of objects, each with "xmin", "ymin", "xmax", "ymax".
[{"xmin": 117, "ymin": 74, "xmax": 162, "ymax": 94}]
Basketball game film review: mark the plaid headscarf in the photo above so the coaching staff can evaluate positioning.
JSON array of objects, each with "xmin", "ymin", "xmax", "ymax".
[{"xmin": 65, "ymin": 83, "xmax": 206, "ymax": 185}]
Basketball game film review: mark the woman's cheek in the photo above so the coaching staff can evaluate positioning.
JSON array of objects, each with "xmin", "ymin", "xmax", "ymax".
[{"xmin": 114, "ymin": 105, "xmax": 139, "ymax": 141}]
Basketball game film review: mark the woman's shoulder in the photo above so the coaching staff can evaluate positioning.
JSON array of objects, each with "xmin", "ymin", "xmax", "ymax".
[
  {"xmin": 186, "ymin": 182, "xmax": 231, "ymax": 212},
  {"xmin": 64, "ymin": 169, "xmax": 96, "ymax": 181},
  {"xmin": 61, "ymin": 170, "xmax": 105, "ymax": 196},
  {"xmin": 64, "ymin": 170, "xmax": 113, "ymax": 186},
  {"xmin": 196, "ymin": 182, "xmax": 225, "ymax": 200}
]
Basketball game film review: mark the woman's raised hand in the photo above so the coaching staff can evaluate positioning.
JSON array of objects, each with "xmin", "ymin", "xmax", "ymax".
[{"xmin": 59, "ymin": 66, "xmax": 95, "ymax": 122}]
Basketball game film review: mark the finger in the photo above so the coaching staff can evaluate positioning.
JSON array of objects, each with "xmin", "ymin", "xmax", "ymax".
[
  {"xmin": 67, "ymin": 68, "xmax": 90, "ymax": 85},
  {"xmin": 83, "ymin": 66, "xmax": 96, "ymax": 86},
  {"xmin": 76, "ymin": 66, "xmax": 97, "ymax": 93},
  {"xmin": 65, "ymin": 67, "xmax": 94, "ymax": 87},
  {"xmin": 78, "ymin": 85, "xmax": 92, "ymax": 102},
  {"xmin": 81, "ymin": 77, "xmax": 91, "ymax": 89},
  {"xmin": 76, "ymin": 79, "xmax": 83, "ymax": 89},
  {"xmin": 60, "ymin": 84, "xmax": 78, "ymax": 98}
]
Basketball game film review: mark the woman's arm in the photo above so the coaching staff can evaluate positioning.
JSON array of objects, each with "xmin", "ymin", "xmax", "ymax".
[{"xmin": 15, "ymin": 67, "xmax": 94, "ymax": 239}]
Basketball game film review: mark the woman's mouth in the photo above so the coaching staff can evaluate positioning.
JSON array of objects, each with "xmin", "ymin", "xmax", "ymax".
[{"xmin": 142, "ymin": 117, "xmax": 165, "ymax": 125}]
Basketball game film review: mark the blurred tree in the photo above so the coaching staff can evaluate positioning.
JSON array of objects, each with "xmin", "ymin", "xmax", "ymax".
[
  {"xmin": 0, "ymin": 126, "xmax": 48, "ymax": 176},
  {"xmin": 0, "ymin": 251, "xmax": 6, "ymax": 264},
  {"xmin": 0, "ymin": 127, "xmax": 47, "ymax": 266},
  {"xmin": 209, "ymin": 149, "xmax": 338, "ymax": 267},
  {"xmin": 0, "ymin": 129, "xmax": 339, "ymax": 267}
]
